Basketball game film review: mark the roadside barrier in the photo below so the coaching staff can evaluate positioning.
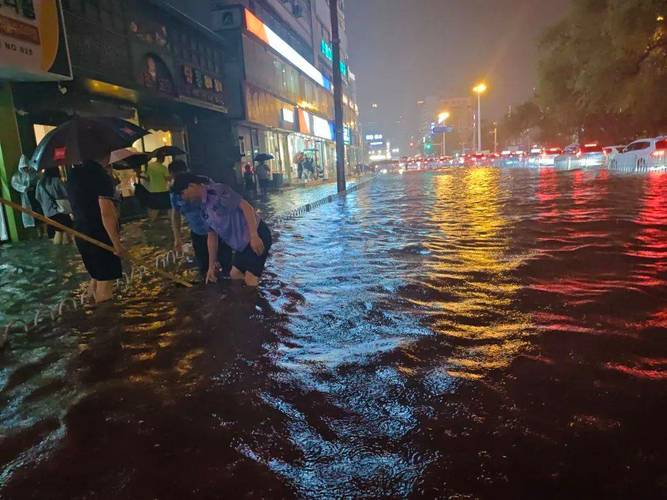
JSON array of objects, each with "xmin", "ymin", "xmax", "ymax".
[{"xmin": 0, "ymin": 176, "xmax": 376, "ymax": 349}]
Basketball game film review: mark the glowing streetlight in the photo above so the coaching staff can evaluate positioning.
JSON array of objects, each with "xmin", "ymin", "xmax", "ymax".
[
  {"xmin": 437, "ymin": 111, "xmax": 450, "ymax": 156},
  {"xmin": 472, "ymin": 83, "xmax": 488, "ymax": 152}
]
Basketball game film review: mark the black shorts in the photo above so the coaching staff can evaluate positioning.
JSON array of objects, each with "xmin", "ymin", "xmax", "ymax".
[
  {"xmin": 47, "ymin": 213, "xmax": 73, "ymax": 238},
  {"xmin": 134, "ymin": 186, "xmax": 171, "ymax": 210},
  {"xmin": 147, "ymin": 191, "xmax": 172, "ymax": 210},
  {"xmin": 75, "ymin": 228, "xmax": 122, "ymax": 282},
  {"xmin": 233, "ymin": 220, "xmax": 272, "ymax": 277}
]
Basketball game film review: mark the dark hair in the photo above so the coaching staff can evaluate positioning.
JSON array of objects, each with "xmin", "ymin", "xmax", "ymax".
[
  {"xmin": 168, "ymin": 159, "xmax": 188, "ymax": 175},
  {"xmin": 170, "ymin": 172, "xmax": 209, "ymax": 194}
]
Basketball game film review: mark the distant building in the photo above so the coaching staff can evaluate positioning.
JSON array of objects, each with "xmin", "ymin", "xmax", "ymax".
[
  {"xmin": 164, "ymin": 0, "xmax": 361, "ymax": 181},
  {"xmin": 416, "ymin": 96, "xmax": 474, "ymax": 155}
]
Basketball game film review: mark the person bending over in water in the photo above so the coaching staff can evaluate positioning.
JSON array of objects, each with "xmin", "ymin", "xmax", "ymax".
[
  {"xmin": 168, "ymin": 161, "xmax": 232, "ymax": 280},
  {"xmin": 170, "ymin": 173, "xmax": 272, "ymax": 287}
]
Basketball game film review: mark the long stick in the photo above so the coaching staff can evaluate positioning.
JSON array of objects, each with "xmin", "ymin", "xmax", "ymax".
[{"xmin": 0, "ymin": 197, "xmax": 193, "ymax": 288}]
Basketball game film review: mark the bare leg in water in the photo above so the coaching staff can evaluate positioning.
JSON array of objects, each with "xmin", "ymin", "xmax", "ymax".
[{"xmin": 85, "ymin": 279, "xmax": 114, "ymax": 304}]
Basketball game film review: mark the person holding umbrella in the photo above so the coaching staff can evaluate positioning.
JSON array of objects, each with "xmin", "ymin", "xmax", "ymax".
[
  {"xmin": 254, "ymin": 153, "xmax": 273, "ymax": 194},
  {"xmin": 30, "ymin": 117, "xmax": 148, "ymax": 303}
]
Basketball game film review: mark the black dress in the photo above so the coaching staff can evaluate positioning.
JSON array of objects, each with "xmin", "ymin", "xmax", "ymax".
[{"xmin": 66, "ymin": 162, "xmax": 122, "ymax": 281}]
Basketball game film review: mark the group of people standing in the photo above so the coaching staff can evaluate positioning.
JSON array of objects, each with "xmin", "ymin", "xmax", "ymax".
[
  {"xmin": 68, "ymin": 157, "xmax": 272, "ymax": 303},
  {"xmin": 11, "ymin": 155, "xmax": 73, "ymax": 245},
  {"xmin": 9, "ymin": 148, "xmax": 273, "ymax": 304},
  {"xmin": 295, "ymin": 152, "xmax": 322, "ymax": 181},
  {"xmin": 243, "ymin": 161, "xmax": 272, "ymax": 194}
]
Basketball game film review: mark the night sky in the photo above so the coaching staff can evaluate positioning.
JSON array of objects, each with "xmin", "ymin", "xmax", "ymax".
[{"xmin": 346, "ymin": 0, "xmax": 570, "ymax": 151}]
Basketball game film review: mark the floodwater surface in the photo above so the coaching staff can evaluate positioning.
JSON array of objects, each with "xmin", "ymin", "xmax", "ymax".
[{"xmin": 1, "ymin": 168, "xmax": 666, "ymax": 498}]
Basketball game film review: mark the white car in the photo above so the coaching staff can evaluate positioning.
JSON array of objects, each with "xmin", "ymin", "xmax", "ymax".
[
  {"xmin": 554, "ymin": 143, "xmax": 605, "ymax": 169},
  {"xmin": 610, "ymin": 137, "xmax": 667, "ymax": 171},
  {"xmin": 603, "ymin": 145, "xmax": 624, "ymax": 167},
  {"xmin": 538, "ymin": 147, "xmax": 563, "ymax": 166}
]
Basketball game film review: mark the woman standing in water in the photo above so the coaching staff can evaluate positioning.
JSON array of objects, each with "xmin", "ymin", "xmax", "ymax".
[{"xmin": 66, "ymin": 160, "xmax": 125, "ymax": 303}]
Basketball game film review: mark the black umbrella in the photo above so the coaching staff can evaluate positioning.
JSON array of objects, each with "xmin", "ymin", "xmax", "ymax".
[
  {"xmin": 30, "ymin": 117, "xmax": 148, "ymax": 169},
  {"xmin": 108, "ymin": 148, "xmax": 151, "ymax": 170},
  {"xmin": 151, "ymin": 145, "xmax": 186, "ymax": 158},
  {"xmin": 254, "ymin": 153, "xmax": 274, "ymax": 162}
]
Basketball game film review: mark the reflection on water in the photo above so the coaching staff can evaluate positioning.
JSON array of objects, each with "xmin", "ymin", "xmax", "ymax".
[{"xmin": 1, "ymin": 168, "xmax": 666, "ymax": 498}]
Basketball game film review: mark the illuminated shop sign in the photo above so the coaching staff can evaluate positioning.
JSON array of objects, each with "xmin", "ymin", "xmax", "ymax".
[
  {"xmin": 312, "ymin": 115, "xmax": 334, "ymax": 141},
  {"xmin": 365, "ymin": 134, "xmax": 383, "ymax": 141},
  {"xmin": 281, "ymin": 108, "xmax": 294, "ymax": 123},
  {"xmin": 320, "ymin": 39, "xmax": 333, "ymax": 60},
  {"xmin": 297, "ymin": 108, "xmax": 335, "ymax": 141},
  {"xmin": 245, "ymin": 9, "xmax": 331, "ymax": 91},
  {"xmin": 344, "ymin": 127, "xmax": 351, "ymax": 145},
  {"xmin": 320, "ymin": 39, "xmax": 348, "ymax": 77},
  {"xmin": 0, "ymin": 0, "xmax": 72, "ymax": 81},
  {"xmin": 298, "ymin": 109, "xmax": 311, "ymax": 135}
]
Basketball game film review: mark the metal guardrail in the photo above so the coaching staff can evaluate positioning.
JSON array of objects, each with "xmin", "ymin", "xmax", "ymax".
[{"xmin": 0, "ymin": 177, "xmax": 376, "ymax": 349}]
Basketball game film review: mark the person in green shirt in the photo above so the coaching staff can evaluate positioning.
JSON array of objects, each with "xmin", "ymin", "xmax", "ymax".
[{"xmin": 141, "ymin": 153, "xmax": 172, "ymax": 220}]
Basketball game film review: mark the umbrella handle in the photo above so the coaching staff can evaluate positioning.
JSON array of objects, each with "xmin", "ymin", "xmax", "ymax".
[{"xmin": 0, "ymin": 197, "xmax": 193, "ymax": 288}]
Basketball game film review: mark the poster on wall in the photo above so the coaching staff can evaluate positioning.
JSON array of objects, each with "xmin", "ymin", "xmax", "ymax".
[{"xmin": 0, "ymin": 0, "xmax": 72, "ymax": 81}]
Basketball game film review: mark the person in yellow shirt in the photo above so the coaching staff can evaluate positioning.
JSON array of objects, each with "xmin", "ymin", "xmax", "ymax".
[{"xmin": 142, "ymin": 153, "xmax": 172, "ymax": 220}]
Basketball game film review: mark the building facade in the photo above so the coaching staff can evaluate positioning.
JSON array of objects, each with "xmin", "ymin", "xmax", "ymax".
[
  {"xmin": 0, "ymin": 0, "xmax": 242, "ymax": 241},
  {"xmin": 417, "ymin": 96, "xmax": 474, "ymax": 156},
  {"xmin": 166, "ymin": 0, "xmax": 361, "ymax": 184}
]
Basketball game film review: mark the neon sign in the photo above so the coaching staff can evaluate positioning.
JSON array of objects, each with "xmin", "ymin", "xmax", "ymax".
[
  {"xmin": 245, "ymin": 9, "xmax": 331, "ymax": 91},
  {"xmin": 320, "ymin": 39, "xmax": 348, "ymax": 76}
]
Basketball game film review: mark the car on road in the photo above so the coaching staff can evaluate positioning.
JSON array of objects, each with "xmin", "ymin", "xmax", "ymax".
[
  {"xmin": 603, "ymin": 145, "xmax": 624, "ymax": 167},
  {"xmin": 495, "ymin": 150, "xmax": 525, "ymax": 167},
  {"xmin": 538, "ymin": 147, "xmax": 563, "ymax": 166},
  {"xmin": 527, "ymin": 146, "xmax": 545, "ymax": 167},
  {"xmin": 610, "ymin": 137, "xmax": 667, "ymax": 171},
  {"xmin": 554, "ymin": 143, "xmax": 605, "ymax": 169}
]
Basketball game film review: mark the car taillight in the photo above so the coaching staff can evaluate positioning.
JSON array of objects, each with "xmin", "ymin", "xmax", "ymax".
[
  {"xmin": 576, "ymin": 151, "xmax": 582, "ymax": 157},
  {"xmin": 652, "ymin": 150, "xmax": 665, "ymax": 157}
]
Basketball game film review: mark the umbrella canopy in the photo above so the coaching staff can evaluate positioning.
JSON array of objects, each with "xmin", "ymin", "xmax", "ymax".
[
  {"xmin": 109, "ymin": 148, "xmax": 151, "ymax": 170},
  {"xmin": 30, "ymin": 117, "xmax": 148, "ymax": 170},
  {"xmin": 151, "ymin": 145, "xmax": 185, "ymax": 158},
  {"xmin": 254, "ymin": 153, "xmax": 274, "ymax": 162}
]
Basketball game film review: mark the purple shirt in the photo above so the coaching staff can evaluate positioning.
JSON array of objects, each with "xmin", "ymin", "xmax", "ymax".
[{"xmin": 201, "ymin": 183, "xmax": 250, "ymax": 252}]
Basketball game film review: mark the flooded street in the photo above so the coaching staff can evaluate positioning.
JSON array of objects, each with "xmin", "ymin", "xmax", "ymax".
[{"xmin": 1, "ymin": 167, "xmax": 667, "ymax": 498}]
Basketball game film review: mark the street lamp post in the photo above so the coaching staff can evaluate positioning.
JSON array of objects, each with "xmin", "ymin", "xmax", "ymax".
[
  {"xmin": 438, "ymin": 111, "xmax": 450, "ymax": 157},
  {"xmin": 473, "ymin": 83, "xmax": 487, "ymax": 152}
]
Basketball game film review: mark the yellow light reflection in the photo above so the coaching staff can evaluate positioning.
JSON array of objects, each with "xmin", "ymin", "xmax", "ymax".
[{"xmin": 420, "ymin": 168, "xmax": 533, "ymax": 379}]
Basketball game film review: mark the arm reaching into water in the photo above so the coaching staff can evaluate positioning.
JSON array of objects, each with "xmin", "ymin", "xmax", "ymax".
[
  {"xmin": 206, "ymin": 231, "xmax": 219, "ymax": 283},
  {"xmin": 171, "ymin": 209, "xmax": 183, "ymax": 253},
  {"xmin": 240, "ymin": 199, "xmax": 264, "ymax": 256}
]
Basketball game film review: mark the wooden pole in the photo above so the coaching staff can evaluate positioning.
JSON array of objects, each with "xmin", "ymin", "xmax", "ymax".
[
  {"xmin": 329, "ymin": 0, "xmax": 346, "ymax": 193},
  {"xmin": 0, "ymin": 197, "xmax": 193, "ymax": 288}
]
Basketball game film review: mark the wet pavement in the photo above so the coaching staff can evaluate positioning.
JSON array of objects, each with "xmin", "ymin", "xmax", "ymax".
[{"xmin": 1, "ymin": 167, "xmax": 666, "ymax": 498}]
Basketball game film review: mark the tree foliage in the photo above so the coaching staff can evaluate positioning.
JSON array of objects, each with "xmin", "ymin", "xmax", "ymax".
[
  {"xmin": 535, "ymin": 0, "xmax": 667, "ymax": 144},
  {"xmin": 503, "ymin": 0, "xmax": 667, "ymax": 145}
]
